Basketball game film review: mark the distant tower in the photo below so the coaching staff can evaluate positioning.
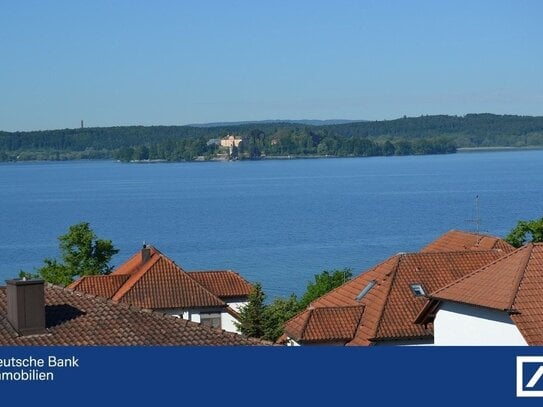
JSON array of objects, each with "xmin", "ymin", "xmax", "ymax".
[{"xmin": 81, "ymin": 120, "xmax": 84, "ymax": 129}]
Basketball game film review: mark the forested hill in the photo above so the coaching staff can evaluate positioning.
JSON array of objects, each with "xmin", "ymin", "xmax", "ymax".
[{"xmin": 1, "ymin": 113, "xmax": 542, "ymax": 162}]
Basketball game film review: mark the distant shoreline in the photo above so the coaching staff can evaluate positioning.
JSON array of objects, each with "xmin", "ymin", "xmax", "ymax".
[
  {"xmin": 457, "ymin": 146, "xmax": 543, "ymax": 153},
  {"xmin": 4, "ymin": 146, "xmax": 543, "ymax": 165}
]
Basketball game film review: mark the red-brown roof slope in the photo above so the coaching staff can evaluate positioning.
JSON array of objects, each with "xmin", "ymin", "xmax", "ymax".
[
  {"xmin": 421, "ymin": 230, "xmax": 514, "ymax": 253},
  {"xmin": 419, "ymin": 244, "xmax": 543, "ymax": 345},
  {"xmin": 112, "ymin": 245, "xmax": 163, "ymax": 275},
  {"xmin": 284, "ymin": 305, "xmax": 364, "ymax": 343},
  {"xmin": 115, "ymin": 256, "xmax": 226, "ymax": 309},
  {"xmin": 70, "ymin": 246, "xmax": 227, "ymax": 309},
  {"xmin": 68, "ymin": 275, "xmax": 129, "ymax": 298},
  {"xmin": 0, "ymin": 285, "xmax": 266, "ymax": 346},
  {"xmin": 188, "ymin": 271, "xmax": 252, "ymax": 299},
  {"xmin": 285, "ymin": 250, "xmax": 505, "ymax": 345}
]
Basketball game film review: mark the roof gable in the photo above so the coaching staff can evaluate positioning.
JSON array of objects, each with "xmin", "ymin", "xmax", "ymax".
[
  {"xmin": 429, "ymin": 245, "xmax": 532, "ymax": 311},
  {"xmin": 116, "ymin": 256, "xmax": 225, "ymax": 309},
  {"xmin": 420, "ymin": 244, "xmax": 543, "ymax": 345},
  {"xmin": 70, "ymin": 246, "xmax": 227, "ymax": 309}
]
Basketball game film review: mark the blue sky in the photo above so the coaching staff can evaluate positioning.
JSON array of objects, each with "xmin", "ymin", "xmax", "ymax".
[{"xmin": 1, "ymin": 0, "xmax": 542, "ymax": 131}]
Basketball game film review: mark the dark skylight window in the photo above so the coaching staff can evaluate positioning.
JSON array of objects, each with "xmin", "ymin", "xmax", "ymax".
[
  {"xmin": 355, "ymin": 280, "xmax": 376, "ymax": 301},
  {"xmin": 410, "ymin": 283, "xmax": 426, "ymax": 297}
]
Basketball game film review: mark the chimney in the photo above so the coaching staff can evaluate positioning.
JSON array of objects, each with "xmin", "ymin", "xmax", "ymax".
[
  {"xmin": 141, "ymin": 244, "xmax": 151, "ymax": 264},
  {"xmin": 6, "ymin": 279, "xmax": 46, "ymax": 335}
]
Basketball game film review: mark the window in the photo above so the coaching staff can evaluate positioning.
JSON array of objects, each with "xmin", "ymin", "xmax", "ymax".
[
  {"xmin": 355, "ymin": 280, "xmax": 377, "ymax": 301},
  {"xmin": 200, "ymin": 313, "xmax": 221, "ymax": 329},
  {"xmin": 410, "ymin": 283, "xmax": 426, "ymax": 297}
]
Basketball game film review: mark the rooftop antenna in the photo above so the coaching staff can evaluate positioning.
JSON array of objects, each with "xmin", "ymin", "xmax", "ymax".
[{"xmin": 466, "ymin": 195, "xmax": 482, "ymax": 245}]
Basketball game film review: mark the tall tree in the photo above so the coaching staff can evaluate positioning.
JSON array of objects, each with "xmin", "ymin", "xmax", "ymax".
[
  {"xmin": 262, "ymin": 294, "xmax": 301, "ymax": 342},
  {"xmin": 505, "ymin": 217, "xmax": 543, "ymax": 248},
  {"xmin": 21, "ymin": 222, "xmax": 118, "ymax": 286},
  {"xmin": 235, "ymin": 282, "xmax": 266, "ymax": 338}
]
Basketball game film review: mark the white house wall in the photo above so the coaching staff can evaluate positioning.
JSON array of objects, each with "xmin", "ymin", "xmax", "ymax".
[
  {"xmin": 226, "ymin": 300, "xmax": 246, "ymax": 313},
  {"xmin": 221, "ymin": 312, "xmax": 239, "ymax": 333},
  {"xmin": 161, "ymin": 308, "xmax": 240, "ymax": 334},
  {"xmin": 433, "ymin": 302, "xmax": 528, "ymax": 346}
]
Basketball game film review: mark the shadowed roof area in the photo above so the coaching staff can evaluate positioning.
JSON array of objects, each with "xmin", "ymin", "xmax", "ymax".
[
  {"xmin": 420, "ymin": 230, "xmax": 514, "ymax": 254},
  {"xmin": 0, "ymin": 285, "xmax": 267, "ymax": 346}
]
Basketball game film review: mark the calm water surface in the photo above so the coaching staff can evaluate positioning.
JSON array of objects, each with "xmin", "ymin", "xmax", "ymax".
[{"xmin": 1, "ymin": 150, "xmax": 542, "ymax": 298}]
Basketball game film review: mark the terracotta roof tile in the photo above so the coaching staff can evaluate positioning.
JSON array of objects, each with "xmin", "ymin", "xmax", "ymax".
[
  {"xmin": 117, "ymin": 257, "xmax": 226, "ymax": 309},
  {"xmin": 285, "ymin": 250, "xmax": 505, "ymax": 345},
  {"xmin": 68, "ymin": 275, "xmax": 129, "ymax": 298},
  {"xmin": 429, "ymin": 245, "xmax": 531, "ymax": 310},
  {"xmin": 284, "ymin": 306, "xmax": 364, "ymax": 343},
  {"xmin": 0, "ymin": 285, "xmax": 267, "ymax": 346},
  {"xmin": 423, "ymin": 244, "xmax": 543, "ymax": 345},
  {"xmin": 420, "ymin": 230, "xmax": 514, "ymax": 253},
  {"xmin": 70, "ymin": 246, "xmax": 237, "ymax": 310},
  {"xmin": 188, "ymin": 271, "xmax": 252, "ymax": 299}
]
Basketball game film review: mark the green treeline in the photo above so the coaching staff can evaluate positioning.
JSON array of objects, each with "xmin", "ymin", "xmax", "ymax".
[{"xmin": 2, "ymin": 113, "xmax": 543, "ymax": 162}]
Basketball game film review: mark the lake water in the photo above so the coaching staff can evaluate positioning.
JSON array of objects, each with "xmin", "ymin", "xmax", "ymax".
[{"xmin": 1, "ymin": 150, "xmax": 543, "ymax": 299}]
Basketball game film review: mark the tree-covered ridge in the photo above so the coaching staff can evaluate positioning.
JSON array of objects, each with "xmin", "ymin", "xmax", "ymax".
[{"xmin": 1, "ymin": 113, "xmax": 543, "ymax": 161}]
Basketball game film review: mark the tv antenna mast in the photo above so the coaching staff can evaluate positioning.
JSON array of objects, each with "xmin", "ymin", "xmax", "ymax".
[{"xmin": 466, "ymin": 195, "xmax": 482, "ymax": 244}]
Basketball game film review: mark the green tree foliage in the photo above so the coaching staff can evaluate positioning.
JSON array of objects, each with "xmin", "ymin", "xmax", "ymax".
[
  {"xmin": 20, "ymin": 222, "xmax": 119, "ymax": 286},
  {"xmin": 505, "ymin": 217, "xmax": 543, "ymax": 248},
  {"xmin": 262, "ymin": 294, "xmax": 301, "ymax": 342},
  {"xmin": 4, "ymin": 113, "xmax": 543, "ymax": 162},
  {"xmin": 299, "ymin": 268, "xmax": 353, "ymax": 309},
  {"xmin": 235, "ymin": 282, "xmax": 267, "ymax": 338}
]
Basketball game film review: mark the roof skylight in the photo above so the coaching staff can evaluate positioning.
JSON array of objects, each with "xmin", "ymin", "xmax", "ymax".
[
  {"xmin": 355, "ymin": 280, "xmax": 376, "ymax": 301},
  {"xmin": 410, "ymin": 283, "xmax": 426, "ymax": 297}
]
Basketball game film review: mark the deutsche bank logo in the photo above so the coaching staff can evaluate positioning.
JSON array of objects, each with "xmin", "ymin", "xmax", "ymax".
[{"xmin": 517, "ymin": 356, "xmax": 543, "ymax": 397}]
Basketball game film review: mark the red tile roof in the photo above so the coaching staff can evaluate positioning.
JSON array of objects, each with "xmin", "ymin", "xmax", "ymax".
[
  {"xmin": 0, "ymin": 284, "xmax": 266, "ymax": 346},
  {"xmin": 284, "ymin": 306, "xmax": 365, "ymax": 343},
  {"xmin": 420, "ymin": 230, "xmax": 514, "ymax": 253},
  {"xmin": 284, "ymin": 250, "xmax": 505, "ymax": 345},
  {"xmin": 69, "ymin": 275, "xmax": 129, "ymax": 298},
  {"xmin": 188, "ymin": 271, "xmax": 253, "ymax": 299},
  {"xmin": 69, "ymin": 246, "xmax": 251, "ymax": 310},
  {"xmin": 417, "ymin": 244, "xmax": 543, "ymax": 345},
  {"xmin": 114, "ymin": 256, "xmax": 226, "ymax": 309}
]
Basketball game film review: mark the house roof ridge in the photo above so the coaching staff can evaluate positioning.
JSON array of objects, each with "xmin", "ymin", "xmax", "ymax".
[
  {"xmin": 299, "ymin": 308, "xmax": 314, "ymax": 340},
  {"xmin": 508, "ymin": 243, "xmax": 534, "ymax": 310},
  {"xmin": 307, "ymin": 253, "xmax": 403, "ymax": 308},
  {"xmin": 371, "ymin": 254, "xmax": 402, "ymax": 339},
  {"xmin": 111, "ymin": 254, "xmax": 163, "ymax": 301}
]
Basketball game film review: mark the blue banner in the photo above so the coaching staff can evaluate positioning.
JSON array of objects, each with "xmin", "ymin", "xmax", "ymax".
[{"xmin": 1, "ymin": 346, "xmax": 543, "ymax": 405}]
